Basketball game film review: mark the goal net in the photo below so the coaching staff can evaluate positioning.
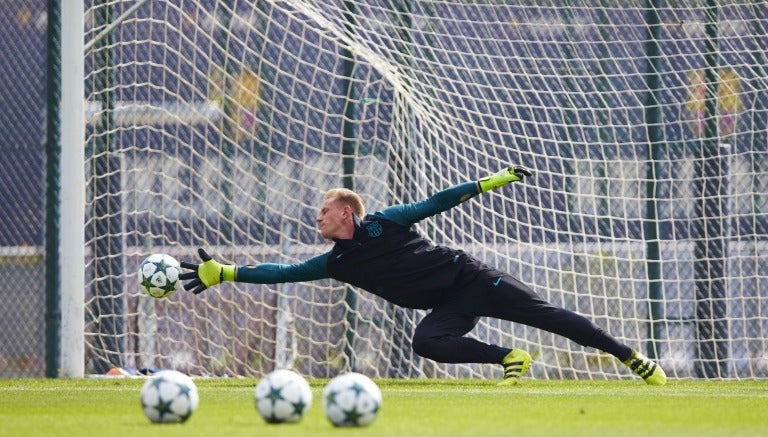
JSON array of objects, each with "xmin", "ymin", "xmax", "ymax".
[{"xmin": 81, "ymin": 0, "xmax": 768, "ymax": 380}]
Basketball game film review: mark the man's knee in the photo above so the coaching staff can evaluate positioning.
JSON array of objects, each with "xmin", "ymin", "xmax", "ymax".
[
  {"xmin": 411, "ymin": 326, "xmax": 437, "ymax": 359},
  {"xmin": 412, "ymin": 314, "xmax": 479, "ymax": 359}
]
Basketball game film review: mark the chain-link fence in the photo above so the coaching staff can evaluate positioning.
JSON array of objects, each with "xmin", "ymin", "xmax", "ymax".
[{"xmin": 0, "ymin": 1, "xmax": 47, "ymax": 378}]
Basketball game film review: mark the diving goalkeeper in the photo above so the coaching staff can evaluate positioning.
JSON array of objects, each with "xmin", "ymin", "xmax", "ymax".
[{"xmin": 180, "ymin": 166, "xmax": 667, "ymax": 385}]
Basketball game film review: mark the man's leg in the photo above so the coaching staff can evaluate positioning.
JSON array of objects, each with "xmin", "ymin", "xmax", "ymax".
[
  {"xmin": 476, "ymin": 272, "xmax": 633, "ymax": 359},
  {"xmin": 411, "ymin": 309, "xmax": 506, "ymax": 364},
  {"xmin": 474, "ymin": 272, "xmax": 666, "ymax": 385},
  {"xmin": 411, "ymin": 306, "xmax": 532, "ymax": 384}
]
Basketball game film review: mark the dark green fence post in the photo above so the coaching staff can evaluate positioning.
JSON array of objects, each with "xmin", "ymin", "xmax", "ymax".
[
  {"xmin": 750, "ymin": 2, "xmax": 767, "ymax": 214},
  {"xmin": 694, "ymin": 1, "xmax": 728, "ymax": 378},
  {"xmin": 91, "ymin": 0, "xmax": 125, "ymax": 374},
  {"xmin": 643, "ymin": 0, "xmax": 664, "ymax": 360},
  {"xmin": 217, "ymin": 0, "xmax": 236, "ymax": 244},
  {"xmin": 45, "ymin": 0, "xmax": 62, "ymax": 378},
  {"xmin": 341, "ymin": 0, "xmax": 358, "ymax": 371}
]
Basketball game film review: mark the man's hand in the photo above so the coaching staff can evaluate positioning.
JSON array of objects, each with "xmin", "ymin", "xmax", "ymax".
[
  {"xmin": 179, "ymin": 248, "xmax": 236, "ymax": 295},
  {"xmin": 477, "ymin": 166, "xmax": 533, "ymax": 193}
]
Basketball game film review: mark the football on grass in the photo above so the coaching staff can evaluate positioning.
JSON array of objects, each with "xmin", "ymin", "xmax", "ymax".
[
  {"xmin": 140, "ymin": 370, "xmax": 199, "ymax": 424},
  {"xmin": 323, "ymin": 372, "xmax": 382, "ymax": 427},
  {"xmin": 254, "ymin": 369, "xmax": 313, "ymax": 423},
  {"xmin": 138, "ymin": 253, "xmax": 181, "ymax": 298}
]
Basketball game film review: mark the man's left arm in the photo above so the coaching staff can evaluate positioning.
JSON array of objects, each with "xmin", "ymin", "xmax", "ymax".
[{"xmin": 376, "ymin": 165, "xmax": 532, "ymax": 225}]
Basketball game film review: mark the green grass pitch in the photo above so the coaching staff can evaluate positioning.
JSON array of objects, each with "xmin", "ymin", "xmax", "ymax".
[{"xmin": 1, "ymin": 378, "xmax": 767, "ymax": 436}]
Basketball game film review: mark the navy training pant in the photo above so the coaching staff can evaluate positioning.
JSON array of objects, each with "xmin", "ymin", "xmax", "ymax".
[{"xmin": 410, "ymin": 267, "xmax": 633, "ymax": 365}]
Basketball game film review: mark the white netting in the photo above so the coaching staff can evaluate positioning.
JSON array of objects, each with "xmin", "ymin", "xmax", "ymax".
[{"xmin": 81, "ymin": 0, "xmax": 768, "ymax": 379}]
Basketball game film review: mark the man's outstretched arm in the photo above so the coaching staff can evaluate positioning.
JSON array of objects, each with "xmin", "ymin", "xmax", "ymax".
[
  {"xmin": 375, "ymin": 165, "xmax": 532, "ymax": 226},
  {"xmin": 180, "ymin": 248, "xmax": 330, "ymax": 295}
]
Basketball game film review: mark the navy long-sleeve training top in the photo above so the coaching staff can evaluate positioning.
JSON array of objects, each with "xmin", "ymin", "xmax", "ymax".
[{"xmin": 233, "ymin": 181, "xmax": 488, "ymax": 309}]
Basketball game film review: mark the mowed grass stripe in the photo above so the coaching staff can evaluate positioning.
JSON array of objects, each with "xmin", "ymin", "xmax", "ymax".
[{"xmin": 1, "ymin": 379, "xmax": 767, "ymax": 437}]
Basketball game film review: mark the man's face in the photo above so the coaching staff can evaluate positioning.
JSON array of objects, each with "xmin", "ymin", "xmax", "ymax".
[{"xmin": 316, "ymin": 197, "xmax": 350, "ymax": 239}]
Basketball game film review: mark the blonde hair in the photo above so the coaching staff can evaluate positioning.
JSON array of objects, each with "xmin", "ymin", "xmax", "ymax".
[{"xmin": 324, "ymin": 188, "xmax": 366, "ymax": 217}]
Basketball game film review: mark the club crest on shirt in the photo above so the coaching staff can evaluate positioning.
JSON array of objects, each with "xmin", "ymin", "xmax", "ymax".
[{"xmin": 366, "ymin": 222, "xmax": 383, "ymax": 238}]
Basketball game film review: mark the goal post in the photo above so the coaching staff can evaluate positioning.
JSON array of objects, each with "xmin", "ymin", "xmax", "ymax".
[
  {"xmin": 58, "ymin": 0, "xmax": 86, "ymax": 378},
  {"xmin": 68, "ymin": 0, "xmax": 768, "ymax": 380}
]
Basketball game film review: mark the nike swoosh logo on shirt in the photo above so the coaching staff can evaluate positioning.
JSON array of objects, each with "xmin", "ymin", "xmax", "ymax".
[{"xmin": 493, "ymin": 276, "xmax": 502, "ymax": 286}]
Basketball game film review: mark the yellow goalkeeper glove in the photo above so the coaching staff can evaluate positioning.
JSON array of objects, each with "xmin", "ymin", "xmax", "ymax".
[
  {"xmin": 477, "ymin": 166, "xmax": 533, "ymax": 193},
  {"xmin": 179, "ymin": 248, "xmax": 236, "ymax": 295}
]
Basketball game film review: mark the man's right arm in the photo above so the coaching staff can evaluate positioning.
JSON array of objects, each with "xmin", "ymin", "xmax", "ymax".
[
  {"xmin": 180, "ymin": 249, "xmax": 331, "ymax": 294},
  {"xmin": 235, "ymin": 252, "xmax": 331, "ymax": 284}
]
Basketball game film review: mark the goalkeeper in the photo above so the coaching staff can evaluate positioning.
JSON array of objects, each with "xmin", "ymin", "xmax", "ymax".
[{"xmin": 180, "ymin": 166, "xmax": 667, "ymax": 386}]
